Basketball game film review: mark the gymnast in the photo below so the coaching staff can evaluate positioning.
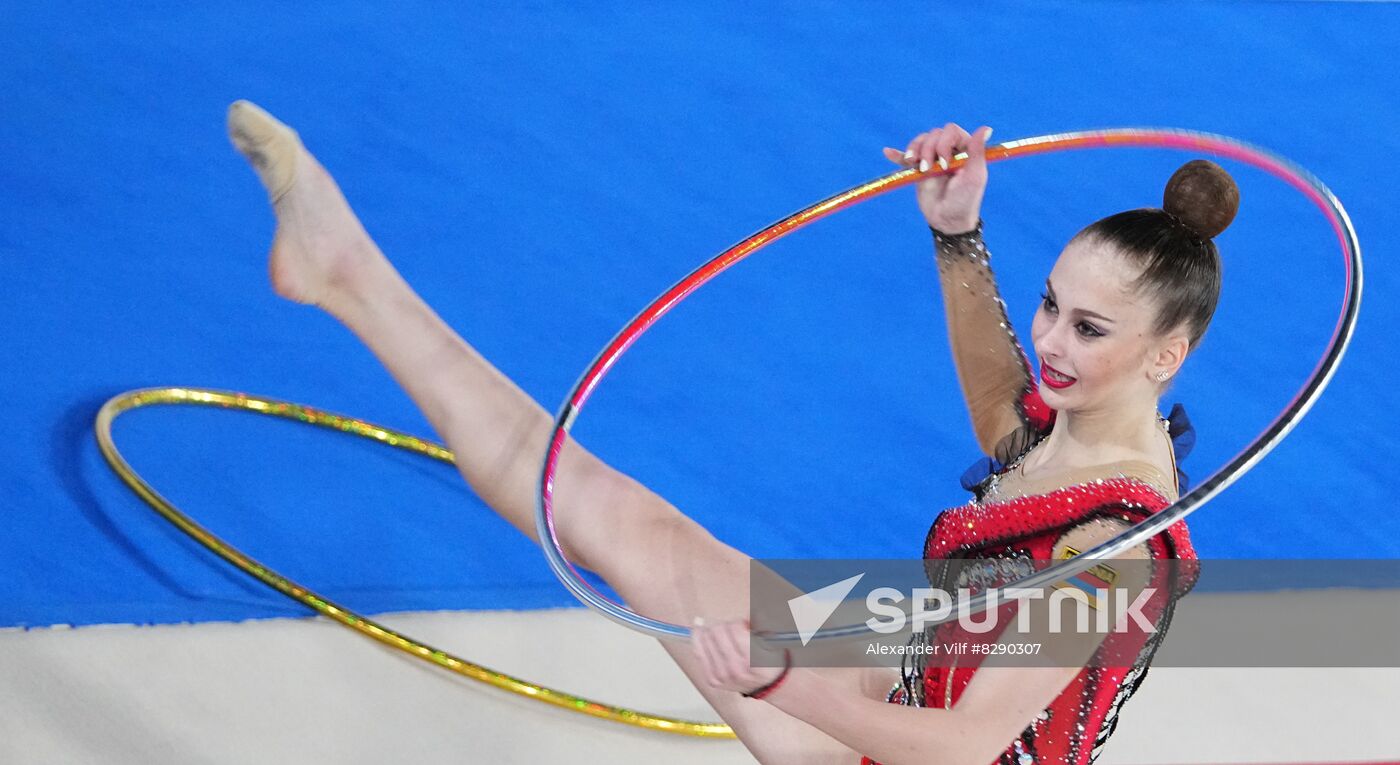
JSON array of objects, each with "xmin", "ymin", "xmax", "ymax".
[{"xmin": 227, "ymin": 101, "xmax": 1230, "ymax": 764}]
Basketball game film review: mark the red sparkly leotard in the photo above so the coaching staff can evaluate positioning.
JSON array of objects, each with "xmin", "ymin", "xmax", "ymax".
[{"xmin": 859, "ymin": 224, "xmax": 1199, "ymax": 765}]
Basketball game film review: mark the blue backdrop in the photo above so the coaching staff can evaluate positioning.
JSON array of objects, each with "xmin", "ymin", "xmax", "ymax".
[{"xmin": 2, "ymin": 1, "xmax": 1395, "ymax": 628}]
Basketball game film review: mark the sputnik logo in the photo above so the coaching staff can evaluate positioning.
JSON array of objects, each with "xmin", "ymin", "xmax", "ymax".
[{"xmin": 786, "ymin": 573, "xmax": 865, "ymax": 646}]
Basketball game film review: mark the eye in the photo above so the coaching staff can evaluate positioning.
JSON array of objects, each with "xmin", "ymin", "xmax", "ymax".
[
  {"xmin": 1040, "ymin": 292, "xmax": 1057, "ymax": 313},
  {"xmin": 1076, "ymin": 321, "xmax": 1104, "ymax": 338}
]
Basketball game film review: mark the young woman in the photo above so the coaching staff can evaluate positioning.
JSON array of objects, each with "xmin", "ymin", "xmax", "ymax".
[{"xmin": 227, "ymin": 104, "xmax": 1227, "ymax": 765}]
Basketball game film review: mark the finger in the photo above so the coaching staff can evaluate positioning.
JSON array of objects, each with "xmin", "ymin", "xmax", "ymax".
[
  {"xmin": 705, "ymin": 627, "xmax": 733, "ymax": 688},
  {"xmin": 904, "ymin": 132, "xmax": 928, "ymax": 161},
  {"xmin": 692, "ymin": 621, "xmax": 720, "ymax": 688},
  {"xmin": 707, "ymin": 623, "xmax": 742, "ymax": 685},
  {"xmin": 937, "ymin": 123, "xmax": 969, "ymax": 172},
  {"xmin": 919, "ymin": 128, "xmax": 942, "ymax": 174},
  {"xmin": 883, "ymin": 147, "xmax": 911, "ymax": 166},
  {"xmin": 960, "ymin": 125, "xmax": 993, "ymax": 179},
  {"xmin": 968, "ymin": 125, "xmax": 994, "ymax": 160},
  {"xmin": 905, "ymin": 132, "xmax": 930, "ymax": 169},
  {"xmin": 704, "ymin": 629, "xmax": 730, "ymax": 688}
]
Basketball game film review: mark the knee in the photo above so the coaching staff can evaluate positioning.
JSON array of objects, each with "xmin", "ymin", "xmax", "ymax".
[
  {"xmin": 557, "ymin": 472, "xmax": 701, "ymax": 573},
  {"xmin": 591, "ymin": 510, "xmax": 706, "ymax": 574},
  {"xmin": 587, "ymin": 512, "xmax": 725, "ymax": 610}
]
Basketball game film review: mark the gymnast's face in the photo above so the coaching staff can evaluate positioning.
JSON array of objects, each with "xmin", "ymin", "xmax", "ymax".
[{"xmin": 1030, "ymin": 237, "xmax": 1179, "ymax": 413}]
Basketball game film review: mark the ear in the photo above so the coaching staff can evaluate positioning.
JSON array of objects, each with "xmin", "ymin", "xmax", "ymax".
[{"xmin": 1150, "ymin": 332, "xmax": 1191, "ymax": 382}]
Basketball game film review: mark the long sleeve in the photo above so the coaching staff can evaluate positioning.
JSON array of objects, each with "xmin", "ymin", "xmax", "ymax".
[{"xmin": 932, "ymin": 221, "xmax": 1036, "ymax": 457}]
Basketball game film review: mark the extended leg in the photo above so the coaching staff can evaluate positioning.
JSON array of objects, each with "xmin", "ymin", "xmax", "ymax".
[
  {"xmin": 228, "ymin": 101, "xmax": 886, "ymax": 763},
  {"xmin": 227, "ymin": 99, "xmax": 620, "ymax": 570}
]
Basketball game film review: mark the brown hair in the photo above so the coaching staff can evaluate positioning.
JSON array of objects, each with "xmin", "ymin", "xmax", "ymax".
[{"xmin": 1073, "ymin": 159, "xmax": 1240, "ymax": 350}]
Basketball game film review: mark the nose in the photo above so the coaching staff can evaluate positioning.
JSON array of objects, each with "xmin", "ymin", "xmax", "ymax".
[{"xmin": 1037, "ymin": 316, "xmax": 1070, "ymax": 361}]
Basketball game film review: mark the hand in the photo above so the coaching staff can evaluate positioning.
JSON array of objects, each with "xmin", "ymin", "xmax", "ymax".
[
  {"xmin": 882, "ymin": 122, "xmax": 994, "ymax": 234},
  {"xmin": 691, "ymin": 618, "xmax": 787, "ymax": 697}
]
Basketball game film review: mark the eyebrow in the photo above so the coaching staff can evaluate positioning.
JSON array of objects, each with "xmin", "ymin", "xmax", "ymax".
[{"xmin": 1045, "ymin": 280, "xmax": 1116, "ymax": 324}]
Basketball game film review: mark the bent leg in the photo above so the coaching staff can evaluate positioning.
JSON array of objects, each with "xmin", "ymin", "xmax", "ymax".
[{"xmin": 228, "ymin": 101, "xmax": 883, "ymax": 763}]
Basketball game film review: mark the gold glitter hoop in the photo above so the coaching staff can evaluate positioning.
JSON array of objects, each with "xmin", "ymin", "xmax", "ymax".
[{"xmin": 95, "ymin": 386, "xmax": 734, "ymax": 739}]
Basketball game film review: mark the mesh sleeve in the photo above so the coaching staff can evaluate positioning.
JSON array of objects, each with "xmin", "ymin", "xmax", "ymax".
[{"xmin": 932, "ymin": 221, "xmax": 1037, "ymax": 456}]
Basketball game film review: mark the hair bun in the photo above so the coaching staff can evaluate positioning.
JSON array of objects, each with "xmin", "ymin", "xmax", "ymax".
[{"xmin": 1163, "ymin": 159, "xmax": 1239, "ymax": 239}]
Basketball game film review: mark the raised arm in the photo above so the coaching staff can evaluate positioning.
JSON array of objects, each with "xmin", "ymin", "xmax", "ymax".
[
  {"xmin": 885, "ymin": 123, "xmax": 1032, "ymax": 455},
  {"xmin": 932, "ymin": 223, "xmax": 1034, "ymax": 456}
]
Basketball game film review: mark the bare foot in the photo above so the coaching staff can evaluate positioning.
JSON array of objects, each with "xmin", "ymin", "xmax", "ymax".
[{"xmin": 227, "ymin": 100, "xmax": 380, "ymax": 308}]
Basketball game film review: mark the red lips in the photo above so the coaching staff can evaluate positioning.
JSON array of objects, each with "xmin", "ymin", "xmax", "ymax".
[{"xmin": 1040, "ymin": 362, "xmax": 1077, "ymax": 389}]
